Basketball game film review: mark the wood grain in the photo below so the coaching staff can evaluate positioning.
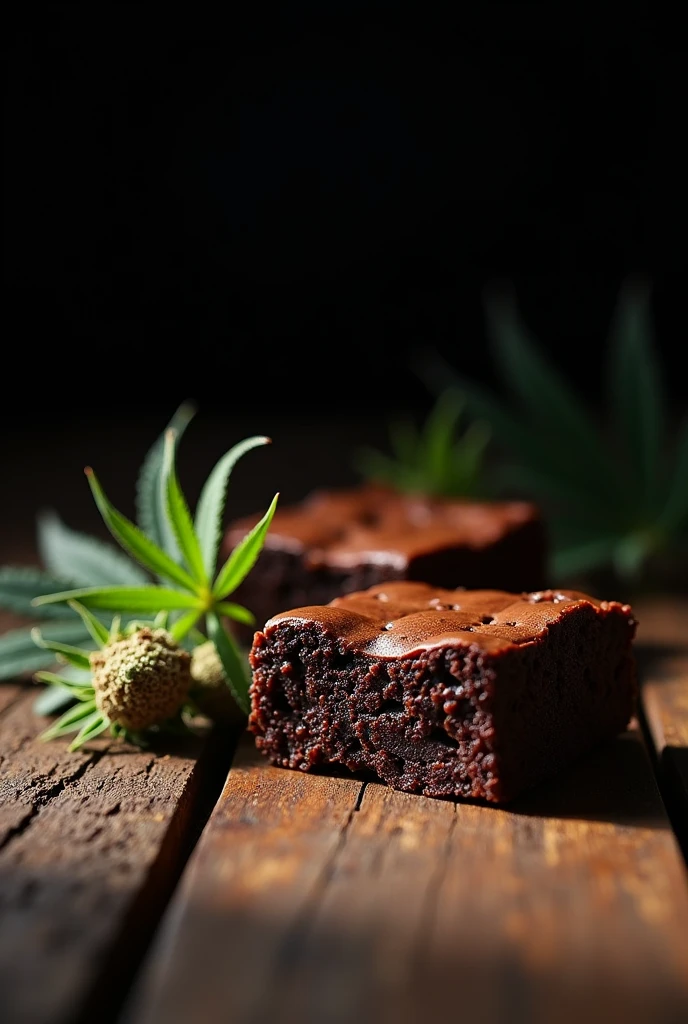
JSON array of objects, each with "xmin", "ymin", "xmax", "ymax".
[
  {"xmin": 127, "ymin": 724, "xmax": 688, "ymax": 1024},
  {"xmin": 0, "ymin": 686, "xmax": 216, "ymax": 1024},
  {"xmin": 636, "ymin": 599, "xmax": 688, "ymax": 850}
]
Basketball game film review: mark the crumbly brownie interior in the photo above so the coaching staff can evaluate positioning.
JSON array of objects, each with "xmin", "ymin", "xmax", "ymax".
[{"xmin": 249, "ymin": 587, "xmax": 636, "ymax": 803}]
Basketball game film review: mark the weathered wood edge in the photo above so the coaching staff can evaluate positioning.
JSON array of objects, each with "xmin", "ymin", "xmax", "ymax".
[
  {"xmin": 0, "ymin": 685, "xmax": 234, "ymax": 1024},
  {"xmin": 635, "ymin": 598, "xmax": 688, "ymax": 858}
]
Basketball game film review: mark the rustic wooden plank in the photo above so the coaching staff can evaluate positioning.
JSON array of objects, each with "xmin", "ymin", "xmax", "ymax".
[
  {"xmin": 125, "ymin": 742, "xmax": 364, "ymax": 1023},
  {"xmin": 127, "ymin": 720, "xmax": 688, "ymax": 1024},
  {"xmin": 636, "ymin": 598, "xmax": 688, "ymax": 851},
  {"xmin": 0, "ymin": 684, "xmax": 23, "ymax": 716},
  {"xmin": 0, "ymin": 687, "xmax": 221, "ymax": 1024}
]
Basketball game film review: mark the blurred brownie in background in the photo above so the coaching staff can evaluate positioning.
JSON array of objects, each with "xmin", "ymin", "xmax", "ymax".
[{"xmin": 224, "ymin": 485, "xmax": 547, "ymax": 629}]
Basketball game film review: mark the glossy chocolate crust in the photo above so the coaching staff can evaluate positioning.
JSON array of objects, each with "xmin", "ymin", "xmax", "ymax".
[
  {"xmin": 226, "ymin": 485, "xmax": 547, "ymax": 628},
  {"xmin": 249, "ymin": 583, "xmax": 637, "ymax": 803}
]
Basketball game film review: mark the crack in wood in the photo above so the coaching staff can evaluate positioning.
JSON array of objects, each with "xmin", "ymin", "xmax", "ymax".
[
  {"xmin": 313, "ymin": 779, "xmax": 368, "ymax": 893},
  {"xmin": 413, "ymin": 801, "xmax": 458, "ymax": 955},
  {"xmin": 0, "ymin": 804, "xmax": 37, "ymax": 853},
  {"xmin": 0, "ymin": 685, "xmax": 25, "ymax": 721},
  {"xmin": 0, "ymin": 759, "xmax": 98, "ymax": 851},
  {"xmin": 272, "ymin": 779, "xmax": 369, "ymax": 968}
]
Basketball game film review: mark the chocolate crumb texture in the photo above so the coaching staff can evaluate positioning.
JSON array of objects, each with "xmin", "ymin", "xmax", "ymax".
[{"xmin": 249, "ymin": 582, "xmax": 637, "ymax": 803}]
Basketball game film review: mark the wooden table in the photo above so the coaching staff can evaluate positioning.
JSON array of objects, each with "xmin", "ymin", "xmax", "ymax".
[{"xmin": 1, "ymin": 600, "xmax": 686, "ymax": 1024}]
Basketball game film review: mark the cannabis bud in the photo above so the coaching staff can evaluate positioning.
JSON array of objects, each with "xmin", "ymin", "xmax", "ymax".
[
  {"xmin": 90, "ymin": 627, "xmax": 191, "ymax": 731},
  {"xmin": 190, "ymin": 641, "xmax": 244, "ymax": 725}
]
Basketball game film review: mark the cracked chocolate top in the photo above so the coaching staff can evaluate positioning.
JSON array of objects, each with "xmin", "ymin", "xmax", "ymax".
[
  {"xmin": 229, "ymin": 484, "xmax": 541, "ymax": 569},
  {"xmin": 265, "ymin": 581, "xmax": 635, "ymax": 658}
]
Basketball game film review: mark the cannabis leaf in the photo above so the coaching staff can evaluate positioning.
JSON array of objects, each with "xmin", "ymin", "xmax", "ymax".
[
  {"xmin": 0, "ymin": 621, "xmax": 97, "ymax": 681},
  {"xmin": 356, "ymin": 390, "xmax": 491, "ymax": 497},
  {"xmin": 37, "ymin": 510, "xmax": 149, "ymax": 586},
  {"xmin": 0, "ymin": 403, "xmax": 193, "ymax": 683},
  {"xmin": 0, "ymin": 567, "xmax": 78, "ymax": 619},
  {"xmin": 34, "ymin": 431, "xmax": 278, "ymax": 713},
  {"xmin": 418, "ymin": 278, "xmax": 687, "ymax": 582},
  {"xmin": 136, "ymin": 401, "xmax": 196, "ymax": 562}
]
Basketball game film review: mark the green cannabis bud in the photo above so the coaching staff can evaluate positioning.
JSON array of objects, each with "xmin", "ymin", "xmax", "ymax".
[{"xmin": 90, "ymin": 627, "xmax": 191, "ymax": 730}]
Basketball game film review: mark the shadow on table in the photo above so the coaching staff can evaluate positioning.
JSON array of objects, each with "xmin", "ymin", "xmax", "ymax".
[
  {"xmin": 510, "ymin": 730, "xmax": 667, "ymax": 829},
  {"xmin": 307, "ymin": 729, "xmax": 667, "ymax": 831},
  {"xmin": 634, "ymin": 641, "xmax": 688, "ymax": 682}
]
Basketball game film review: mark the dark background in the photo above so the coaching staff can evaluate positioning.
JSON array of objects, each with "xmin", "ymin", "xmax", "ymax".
[{"xmin": 2, "ymin": 6, "xmax": 685, "ymax": 531}]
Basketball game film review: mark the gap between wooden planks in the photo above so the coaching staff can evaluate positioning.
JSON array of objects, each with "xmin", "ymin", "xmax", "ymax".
[
  {"xmin": 635, "ymin": 598, "xmax": 688, "ymax": 855},
  {"xmin": 127, "ymin": 601, "xmax": 688, "ymax": 1024},
  {"xmin": 0, "ymin": 677, "xmax": 229, "ymax": 1024}
]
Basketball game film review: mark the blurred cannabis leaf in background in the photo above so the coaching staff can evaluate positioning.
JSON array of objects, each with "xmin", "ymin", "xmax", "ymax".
[
  {"xmin": 419, "ymin": 279, "xmax": 688, "ymax": 585},
  {"xmin": 356, "ymin": 390, "xmax": 491, "ymax": 498}
]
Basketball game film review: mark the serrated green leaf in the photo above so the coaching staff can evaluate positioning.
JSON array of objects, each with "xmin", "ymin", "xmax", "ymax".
[
  {"xmin": 33, "ymin": 684, "xmax": 77, "ymax": 717},
  {"xmin": 162, "ymin": 432, "xmax": 206, "ymax": 583},
  {"xmin": 608, "ymin": 280, "xmax": 665, "ymax": 506},
  {"xmin": 34, "ymin": 670, "xmax": 95, "ymax": 692},
  {"xmin": 169, "ymin": 609, "xmax": 202, "ymax": 643},
  {"xmin": 215, "ymin": 601, "xmax": 256, "ymax": 626},
  {"xmin": 67, "ymin": 600, "xmax": 111, "ymax": 646},
  {"xmin": 136, "ymin": 402, "xmax": 196, "ymax": 560},
  {"xmin": 86, "ymin": 469, "xmax": 198, "ymax": 591},
  {"xmin": 195, "ymin": 435, "xmax": 271, "ymax": 579},
  {"xmin": 58, "ymin": 664, "xmax": 93, "ymax": 685},
  {"xmin": 0, "ymin": 567, "xmax": 77, "ymax": 619},
  {"xmin": 206, "ymin": 612, "xmax": 250, "ymax": 714},
  {"xmin": 34, "ymin": 585, "xmax": 202, "ymax": 614},
  {"xmin": 40, "ymin": 699, "xmax": 98, "ymax": 740},
  {"xmin": 0, "ymin": 621, "xmax": 95, "ymax": 681},
  {"xmin": 33, "ymin": 663, "xmax": 93, "ymax": 716},
  {"xmin": 30, "ymin": 627, "xmax": 92, "ymax": 670},
  {"xmin": 659, "ymin": 419, "xmax": 688, "ymax": 534},
  {"xmin": 68, "ymin": 712, "xmax": 109, "ymax": 751},
  {"xmin": 37, "ymin": 510, "xmax": 149, "ymax": 587},
  {"xmin": 213, "ymin": 493, "xmax": 279, "ymax": 600}
]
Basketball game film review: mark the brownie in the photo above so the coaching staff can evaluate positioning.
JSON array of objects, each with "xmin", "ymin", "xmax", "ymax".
[
  {"xmin": 249, "ymin": 582, "xmax": 637, "ymax": 803},
  {"xmin": 226, "ymin": 485, "xmax": 546, "ymax": 628}
]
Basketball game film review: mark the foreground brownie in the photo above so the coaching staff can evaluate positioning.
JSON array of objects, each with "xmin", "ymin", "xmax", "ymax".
[
  {"xmin": 249, "ymin": 582, "xmax": 637, "ymax": 803},
  {"xmin": 226, "ymin": 485, "xmax": 546, "ymax": 628}
]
